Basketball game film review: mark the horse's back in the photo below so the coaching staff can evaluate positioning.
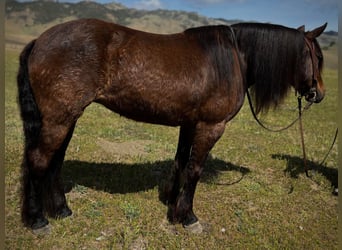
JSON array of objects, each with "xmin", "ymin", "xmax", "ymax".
[{"xmin": 27, "ymin": 18, "xmax": 187, "ymax": 91}]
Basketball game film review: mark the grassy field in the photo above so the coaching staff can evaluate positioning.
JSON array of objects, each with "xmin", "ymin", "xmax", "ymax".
[{"xmin": 5, "ymin": 43, "xmax": 338, "ymax": 249}]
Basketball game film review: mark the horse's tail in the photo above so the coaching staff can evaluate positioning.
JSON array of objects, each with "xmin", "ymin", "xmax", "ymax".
[{"xmin": 17, "ymin": 39, "xmax": 41, "ymax": 149}]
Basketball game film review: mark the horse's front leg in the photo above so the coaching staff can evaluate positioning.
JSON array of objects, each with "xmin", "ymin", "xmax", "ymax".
[
  {"xmin": 173, "ymin": 121, "xmax": 226, "ymax": 232},
  {"xmin": 160, "ymin": 125, "xmax": 194, "ymax": 214}
]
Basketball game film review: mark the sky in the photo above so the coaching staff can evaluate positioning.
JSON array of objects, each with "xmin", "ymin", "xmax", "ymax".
[{"xmin": 20, "ymin": 0, "xmax": 338, "ymax": 31}]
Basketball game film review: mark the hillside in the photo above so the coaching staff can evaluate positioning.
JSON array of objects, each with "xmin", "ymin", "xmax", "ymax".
[
  {"xmin": 5, "ymin": 0, "xmax": 337, "ymax": 68},
  {"xmin": 5, "ymin": 0, "xmax": 241, "ymax": 46}
]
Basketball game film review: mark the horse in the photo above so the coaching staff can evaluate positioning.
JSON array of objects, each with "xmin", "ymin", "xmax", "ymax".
[{"xmin": 17, "ymin": 18, "xmax": 326, "ymax": 233}]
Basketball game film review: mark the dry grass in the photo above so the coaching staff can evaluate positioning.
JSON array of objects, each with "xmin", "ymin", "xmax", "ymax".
[{"xmin": 5, "ymin": 43, "xmax": 338, "ymax": 249}]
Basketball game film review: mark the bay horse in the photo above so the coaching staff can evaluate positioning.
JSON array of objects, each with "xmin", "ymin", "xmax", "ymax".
[{"xmin": 17, "ymin": 18, "xmax": 326, "ymax": 233}]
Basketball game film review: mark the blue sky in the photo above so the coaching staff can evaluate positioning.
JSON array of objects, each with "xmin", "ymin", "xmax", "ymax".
[{"xmin": 20, "ymin": 0, "xmax": 338, "ymax": 31}]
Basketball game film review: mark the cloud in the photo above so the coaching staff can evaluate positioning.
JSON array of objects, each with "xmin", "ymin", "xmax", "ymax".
[
  {"xmin": 304, "ymin": 0, "xmax": 337, "ymax": 7},
  {"xmin": 185, "ymin": 0, "xmax": 246, "ymax": 4},
  {"xmin": 303, "ymin": 0, "xmax": 338, "ymax": 15},
  {"xmin": 133, "ymin": 0, "xmax": 164, "ymax": 10}
]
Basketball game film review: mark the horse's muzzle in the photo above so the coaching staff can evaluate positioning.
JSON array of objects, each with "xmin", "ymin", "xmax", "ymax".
[{"xmin": 305, "ymin": 87, "xmax": 324, "ymax": 103}]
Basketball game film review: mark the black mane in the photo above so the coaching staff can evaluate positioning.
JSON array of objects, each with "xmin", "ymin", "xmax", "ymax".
[
  {"xmin": 232, "ymin": 23, "xmax": 305, "ymax": 113},
  {"xmin": 184, "ymin": 25, "xmax": 245, "ymax": 94}
]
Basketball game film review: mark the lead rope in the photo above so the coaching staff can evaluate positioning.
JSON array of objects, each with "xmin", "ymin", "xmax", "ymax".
[
  {"xmin": 295, "ymin": 96, "xmax": 338, "ymax": 177},
  {"xmin": 297, "ymin": 96, "xmax": 310, "ymax": 177},
  {"xmin": 246, "ymin": 89, "xmax": 312, "ymax": 132},
  {"xmin": 247, "ymin": 90, "xmax": 337, "ymax": 177},
  {"xmin": 318, "ymin": 127, "xmax": 338, "ymax": 166}
]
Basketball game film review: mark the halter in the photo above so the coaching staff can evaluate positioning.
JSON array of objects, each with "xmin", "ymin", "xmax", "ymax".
[{"xmin": 302, "ymin": 37, "xmax": 319, "ymax": 101}]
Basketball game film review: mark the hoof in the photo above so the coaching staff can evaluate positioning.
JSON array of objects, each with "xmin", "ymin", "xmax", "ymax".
[
  {"xmin": 32, "ymin": 223, "xmax": 51, "ymax": 235},
  {"xmin": 55, "ymin": 206, "xmax": 72, "ymax": 219},
  {"xmin": 31, "ymin": 217, "xmax": 49, "ymax": 230},
  {"xmin": 183, "ymin": 221, "xmax": 203, "ymax": 234}
]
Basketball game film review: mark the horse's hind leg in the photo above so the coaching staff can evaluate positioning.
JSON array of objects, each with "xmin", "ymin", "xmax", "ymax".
[
  {"xmin": 44, "ymin": 124, "xmax": 76, "ymax": 219},
  {"xmin": 173, "ymin": 121, "xmax": 226, "ymax": 231},
  {"xmin": 22, "ymin": 119, "xmax": 77, "ymax": 230}
]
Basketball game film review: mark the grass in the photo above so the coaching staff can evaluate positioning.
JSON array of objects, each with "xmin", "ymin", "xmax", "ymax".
[{"xmin": 5, "ymin": 45, "xmax": 338, "ymax": 249}]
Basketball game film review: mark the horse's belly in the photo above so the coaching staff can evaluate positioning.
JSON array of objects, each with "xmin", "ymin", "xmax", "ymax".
[
  {"xmin": 95, "ymin": 92, "xmax": 199, "ymax": 126},
  {"xmin": 96, "ymin": 86, "xmax": 244, "ymax": 126}
]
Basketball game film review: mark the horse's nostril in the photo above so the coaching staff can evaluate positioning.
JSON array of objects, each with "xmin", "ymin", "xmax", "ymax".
[{"xmin": 305, "ymin": 91, "xmax": 317, "ymax": 102}]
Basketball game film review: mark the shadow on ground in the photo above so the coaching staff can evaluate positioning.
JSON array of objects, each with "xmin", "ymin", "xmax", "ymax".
[
  {"xmin": 272, "ymin": 154, "xmax": 338, "ymax": 188},
  {"xmin": 62, "ymin": 157, "xmax": 250, "ymax": 196}
]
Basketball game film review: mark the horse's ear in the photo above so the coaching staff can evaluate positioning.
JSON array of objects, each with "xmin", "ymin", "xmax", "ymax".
[
  {"xmin": 297, "ymin": 25, "xmax": 305, "ymax": 32},
  {"xmin": 305, "ymin": 23, "xmax": 327, "ymax": 39}
]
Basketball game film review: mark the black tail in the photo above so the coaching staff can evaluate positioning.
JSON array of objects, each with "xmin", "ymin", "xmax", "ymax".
[{"xmin": 17, "ymin": 40, "xmax": 41, "ymax": 149}]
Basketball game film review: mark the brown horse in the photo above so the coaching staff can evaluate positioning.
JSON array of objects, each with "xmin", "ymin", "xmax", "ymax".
[{"xmin": 17, "ymin": 18, "xmax": 326, "ymax": 233}]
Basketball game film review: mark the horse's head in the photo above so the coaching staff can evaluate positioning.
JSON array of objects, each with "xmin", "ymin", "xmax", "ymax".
[{"xmin": 297, "ymin": 23, "xmax": 327, "ymax": 103}]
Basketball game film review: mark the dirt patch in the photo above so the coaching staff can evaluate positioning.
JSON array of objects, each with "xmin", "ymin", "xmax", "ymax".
[{"xmin": 96, "ymin": 138, "xmax": 152, "ymax": 157}]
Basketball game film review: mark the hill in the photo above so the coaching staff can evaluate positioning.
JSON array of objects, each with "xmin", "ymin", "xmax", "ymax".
[
  {"xmin": 5, "ymin": 0, "xmax": 241, "ymax": 46},
  {"xmin": 5, "ymin": 0, "xmax": 337, "ymax": 67}
]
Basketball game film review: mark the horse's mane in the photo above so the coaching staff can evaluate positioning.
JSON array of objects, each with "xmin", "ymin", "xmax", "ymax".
[
  {"xmin": 232, "ymin": 23, "xmax": 305, "ymax": 114},
  {"xmin": 184, "ymin": 26, "xmax": 244, "ymax": 94}
]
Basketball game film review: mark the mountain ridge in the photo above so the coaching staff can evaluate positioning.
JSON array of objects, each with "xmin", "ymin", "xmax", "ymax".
[{"xmin": 5, "ymin": 0, "xmax": 337, "ymax": 49}]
